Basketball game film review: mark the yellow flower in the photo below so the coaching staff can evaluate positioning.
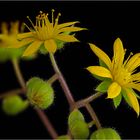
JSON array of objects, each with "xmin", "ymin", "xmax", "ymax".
[
  {"xmin": 87, "ymin": 38, "xmax": 140, "ymax": 116},
  {"xmin": 0, "ymin": 21, "xmax": 28, "ymax": 48},
  {"xmin": 16, "ymin": 10, "xmax": 86, "ymax": 56}
]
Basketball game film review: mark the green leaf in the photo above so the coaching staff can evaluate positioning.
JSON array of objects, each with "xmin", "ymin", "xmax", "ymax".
[
  {"xmin": 96, "ymin": 80, "xmax": 112, "ymax": 93},
  {"xmin": 132, "ymin": 89, "xmax": 140, "ymax": 99},
  {"xmin": 122, "ymin": 89, "xmax": 132, "ymax": 107},
  {"xmin": 2, "ymin": 95, "xmax": 29, "ymax": 116},
  {"xmin": 90, "ymin": 128, "xmax": 121, "ymax": 140},
  {"xmin": 70, "ymin": 120, "xmax": 89, "ymax": 139},
  {"xmin": 92, "ymin": 74, "xmax": 109, "ymax": 81},
  {"xmin": 113, "ymin": 93, "xmax": 122, "ymax": 108},
  {"xmin": 68, "ymin": 109, "xmax": 85, "ymax": 129},
  {"xmin": 99, "ymin": 59, "xmax": 108, "ymax": 68}
]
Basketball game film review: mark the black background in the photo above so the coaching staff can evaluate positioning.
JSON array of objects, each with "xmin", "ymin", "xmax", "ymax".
[{"xmin": 0, "ymin": 1, "xmax": 140, "ymax": 139}]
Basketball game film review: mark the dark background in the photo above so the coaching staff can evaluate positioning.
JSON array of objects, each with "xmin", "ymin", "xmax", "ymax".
[{"xmin": 0, "ymin": 1, "xmax": 140, "ymax": 139}]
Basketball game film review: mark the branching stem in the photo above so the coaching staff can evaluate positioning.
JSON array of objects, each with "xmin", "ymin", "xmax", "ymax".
[{"xmin": 11, "ymin": 58, "xmax": 58, "ymax": 139}]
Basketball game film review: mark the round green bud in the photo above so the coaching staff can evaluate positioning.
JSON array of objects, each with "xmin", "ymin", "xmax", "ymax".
[
  {"xmin": 2, "ymin": 95, "xmax": 29, "ymax": 116},
  {"xmin": 90, "ymin": 128, "xmax": 121, "ymax": 140},
  {"xmin": 26, "ymin": 77, "xmax": 54, "ymax": 109},
  {"xmin": 68, "ymin": 109, "xmax": 85, "ymax": 129},
  {"xmin": 70, "ymin": 120, "xmax": 89, "ymax": 139},
  {"xmin": 56, "ymin": 135, "xmax": 70, "ymax": 140}
]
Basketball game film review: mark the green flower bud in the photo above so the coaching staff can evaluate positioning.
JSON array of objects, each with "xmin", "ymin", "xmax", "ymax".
[
  {"xmin": 68, "ymin": 109, "xmax": 85, "ymax": 129},
  {"xmin": 90, "ymin": 128, "xmax": 121, "ymax": 140},
  {"xmin": 56, "ymin": 135, "xmax": 70, "ymax": 140},
  {"xmin": 70, "ymin": 120, "xmax": 89, "ymax": 139},
  {"xmin": 26, "ymin": 77, "xmax": 54, "ymax": 109},
  {"xmin": 2, "ymin": 95, "xmax": 29, "ymax": 116},
  {"xmin": 0, "ymin": 47, "xmax": 23, "ymax": 62}
]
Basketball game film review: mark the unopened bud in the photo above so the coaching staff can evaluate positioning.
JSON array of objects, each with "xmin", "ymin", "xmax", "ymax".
[{"xmin": 26, "ymin": 77, "xmax": 54, "ymax": 109}]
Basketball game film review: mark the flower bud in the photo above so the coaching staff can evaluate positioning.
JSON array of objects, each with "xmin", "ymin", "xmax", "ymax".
[
  {"xmin": 90, "ymin": 128, "xmax": 121, "ymax": 140},
  {"xmin": 68, "ymin": 109, "xmax": 85, "ymax": 129},
  {"xmin": 70, "ymin": 120, "xmax": 89, "ymax": 139},
  {"xmin": 2, "ymin": 95, "xmax": 29, "ymax": 116},
  {"xmin": 26, "ymin": 77, "xmax": 54, "ymax": 109},
  {"xmin": 56, "ymin": 135, "xmax": 70, "ymax": 140}
]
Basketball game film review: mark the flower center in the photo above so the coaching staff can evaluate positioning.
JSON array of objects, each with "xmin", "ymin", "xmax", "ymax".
[
  {"xmin": 25, "ymin": 10, "xmax": 61, "ymax": 41},
  {"xmin": 113, "ymin": 67, "xmax": 131, "ymax": 86}
]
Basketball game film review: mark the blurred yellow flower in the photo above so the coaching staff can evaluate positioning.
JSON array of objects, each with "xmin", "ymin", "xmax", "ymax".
[
  {"xmin": 0, "ymin": 21, "xmax": 28, "ymax": 48},
  {"xmin": 87, "ymin": 38, "xmax": 140, "ymax": 116},
  {"xmin": 17, "ymin": 10, "xmax": 86, "ymax": 56}
]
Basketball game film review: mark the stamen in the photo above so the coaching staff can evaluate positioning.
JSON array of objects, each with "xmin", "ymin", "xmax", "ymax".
[
  {"xmin": 124, "ymin": 52, "xmax": 133, "ymax": 66},
  {"xmin": 23, "ymin": 23, "xmax": 33, "ymax": 32},
  {"xmin": 27, "ymin": 16, "xmax": 36, "ymax": 30},
  {"xmin": 51, "ymin": 9, "xmax": 55, "ymax": 25}
]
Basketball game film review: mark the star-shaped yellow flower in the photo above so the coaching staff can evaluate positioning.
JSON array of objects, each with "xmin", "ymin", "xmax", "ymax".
[
  {"xmin": 87, "ymin": 38, "xmax": 140, "ymax": 116},
  {"xmin": 16, "ymin": 10, "xmax": 86, "ymax": 56}
]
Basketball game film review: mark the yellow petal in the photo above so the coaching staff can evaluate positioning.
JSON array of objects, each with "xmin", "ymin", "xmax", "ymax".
[
  {"xmin": 125, "ymin": 53, "xmax": 140, "ymax": 72},
  {"xmin": 57, "ymin": 21, "xmax": 79, "ymax": 29},
  {"xmin": 44, "ymin": 39, "xmax": 57, "ymax": 53},
  {"xmin": 107, "ymin": 82, "xmax": 121, "ymax": 98},
  {"xmin": 113, "ymin": 38, "xmax": 125, "ymax": 67},
  {"xmin": 56, "ymin": 27, "xmax": 86, "ymax": 34},
  {"xmin": 23, "ymin": 41, "xmax": 42, "ymax": 56},
  {"xmin": 89, "ymin": 43, "xmax": 112, "ymax": 70},
  {"xmin": 127, "ymin": 83, "xmax": 140, "ymax": 92},
  {"xmin": 12, "ymin": 38, "xmax": 34, "ymax": 48},
  {"xmin": 125, "ymin": 88, "xmax": 140, "ymax": 116},
  {"xmin": 131, "ymin": 72, "xmax": 140, "ymax": 81},
  {"xmin": 87, "ymin": 66, "xmax": 112, "ymax": 78},
  {"xmin": 18, "ymin": 32, "xmax": 33, "ymax": 39},
  {"xmin": 56, "ymin": 34, "xmax": 79, "ymax": 42}
]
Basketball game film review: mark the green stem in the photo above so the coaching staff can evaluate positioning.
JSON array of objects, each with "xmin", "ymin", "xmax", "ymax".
[
  {"xmin": 0, "ymin": 88, "xmax": 23, "ymax": 99},
  {"xmin": 49, "ymin": 53, "xmax": 75, "ymax": 108},
  {"xmin": 11, "ymin": 58, "xmax": 58, "ymax": 139},
  {"xmin": 11, "ymin": 59, "xmax": 26, "ymax": 91},
  {"xmin": 35, "ymin": 107, "xmax": 58, "ymax": 139},
  {"xmin": 85, "ymin": 103, "xmax": 102, "ymax": 129},
  {"xmin": 47, "ymin": 73, "xmax": 58, "ymax": 85}
]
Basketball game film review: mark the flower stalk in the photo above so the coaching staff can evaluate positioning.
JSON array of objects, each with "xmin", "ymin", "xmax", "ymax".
[
  {"xmin": 11, "ymin": 58, "xmax": 58, "ymax": 139},
  {"xmin": 49, "ymin": 53, "xmax": 75, "ymax": 108}
]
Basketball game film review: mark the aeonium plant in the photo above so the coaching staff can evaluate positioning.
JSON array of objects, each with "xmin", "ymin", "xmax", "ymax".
[{"xmin": 0, "ymin": 9, "xmax": 139, "ymax": 139}]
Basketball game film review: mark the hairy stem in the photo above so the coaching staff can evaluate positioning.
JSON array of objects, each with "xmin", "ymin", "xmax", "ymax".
[
  {"xmin": 49, "ymin": 53, "xmax": 102, "ymax": 130},
  {"xmin": 12, "ymin": 59, "xmax": 26, "ymax": 90},
  {"xmin": 49, "ymin": 53, "xmax": 75, "ymax": 108},
  {"xmin": 35, "ymin": 108, "xmax": 58, "ymax": 139},
  {"xmin": 47, "ymin": 73, "xmax": 58, "ymax": 85},
  {"xmin": 76, "ymin": 92, "xmax": 103, "ymax": 108},
  {"xmin": 85, "ymin": 103, "xmax": 102, "ymax": 129},
  {"xmin": 11, "ymin": 58, "xmax": 58, "ymax": 139}
]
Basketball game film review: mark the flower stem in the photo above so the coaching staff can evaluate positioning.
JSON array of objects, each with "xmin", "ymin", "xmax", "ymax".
[
  {"xmin": 76, "ymin": 92, "xmax": 103, "ymax": 108},
  {"xmin": 49, "ymin": 53, "xmax": 75, "ymax": 108},
  {"xmin": 49, "ymin": 53, "xmax": 102, "ymax": 130},
  {"xmin": 11, "ymin": 58, "xmax": 58, "ymax": 139},
  {"xmin": 85, "ymin": 103, "xmax": 102, "ymax": 129},
  {"xmin": 47, "ymin": 73, "xmax": 58, "ymax": 85},
  {"xmin": 11, "ymin": 59, "xmax": 26, "ymax": 91},
  {"xmin": 0, "ymin": 88, "xmax": 23, "ymax": 99}
]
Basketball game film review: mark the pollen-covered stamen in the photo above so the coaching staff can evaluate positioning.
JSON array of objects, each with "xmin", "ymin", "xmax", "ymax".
[
  {"xmin": 27, "ymin": 16, "xmax": 36, "ymax": 31},
  {"xmin": 51, "ymin": 9, "xmax": 55, "ymax": 25},
  {"xmin": 123, "ymin": 52, "xmax": 133, "ymax": 67},
  {"xmin": 54, "ymin": 13, "xmax": 61, "ymax": 27}
]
